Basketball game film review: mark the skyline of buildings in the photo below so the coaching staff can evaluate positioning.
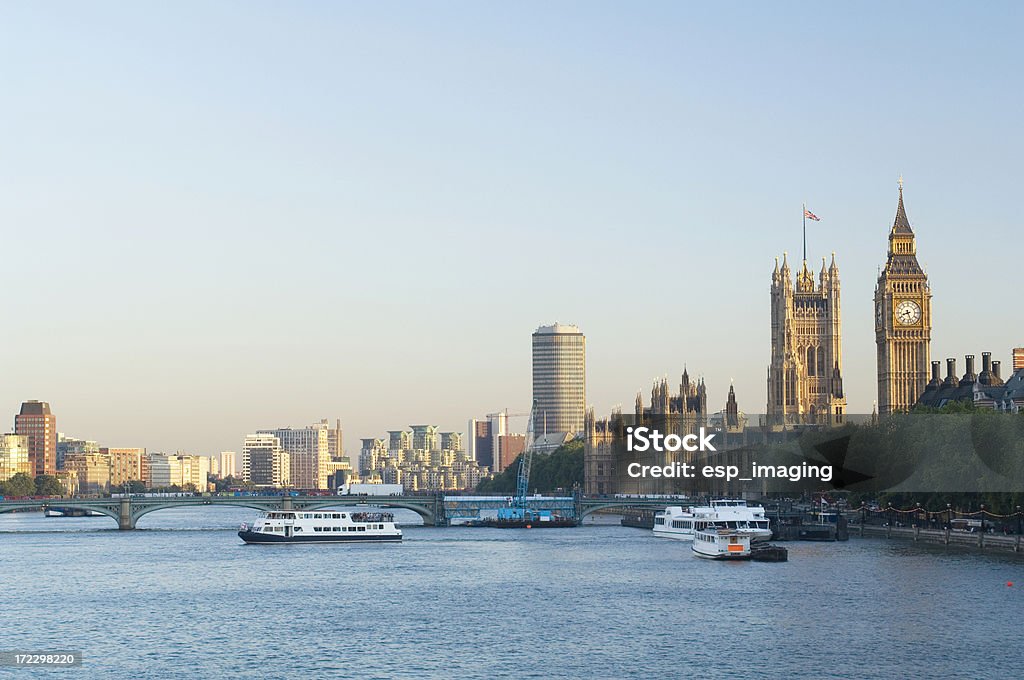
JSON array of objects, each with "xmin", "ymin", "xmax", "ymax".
[
  {"xmin": 4, "ymin": 0, "xmax": 1021, "ymax": 465},
  {"xmin": 357, "ymin": 425, "xmax": 488, "ymax": 491},
  {"xmin": 0, "ymin": 400, "xmax": 356, "ymax": 493},
  {"xmin": 1, "ymin": 183, "xmax": 1019, "ymax": 483}
]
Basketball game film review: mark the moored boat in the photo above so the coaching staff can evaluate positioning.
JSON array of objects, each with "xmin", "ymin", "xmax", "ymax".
[
  {"xmin": 691, "ymin": 528, "xmax": 751, "ymax": 560},
  {"xmin": 620, "ymin": 508, "xmax": 656, "ymax": 529},
  {"xmin": 653, "ymin": 506, "xmax": 720, "ymax": 540},
  {"xmin": 653, "ymin": 499, "xmax": 772, "ymax": 542},
  {"xmin": 750, "ymin": 544, "xmax": 789, "ymax": 562},
  {"xmin": 696, "ymin": 499, "xmax": 773, "ymax": 543},
  {"xmin": 238, "ymin": 510, "xmax": 401, "ymax": 544}
]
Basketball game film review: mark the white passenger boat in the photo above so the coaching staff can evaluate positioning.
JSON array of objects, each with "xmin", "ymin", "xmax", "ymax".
[
  {"xmin": 653, "ymin": 506, "xmax": 720, "ymax": 540},
  {"xmin": 653, "ymin": 499, "xmax": 771, "ymax": 542},
  {"xmin": 691, "ymin": 528, "xmax": 751, "ymax": 560},
  {"xmin": 238, "ymin": 510, "xmax": 402, "ymax": 544},
  {"xmin": 694, "ymin": 499, "xmax": 772, "ymax": 543}
]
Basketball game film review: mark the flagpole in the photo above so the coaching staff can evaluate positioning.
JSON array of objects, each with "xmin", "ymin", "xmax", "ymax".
[{"xmin": 802, "ymin": 202, "xmax": 807, "ymax": 262}]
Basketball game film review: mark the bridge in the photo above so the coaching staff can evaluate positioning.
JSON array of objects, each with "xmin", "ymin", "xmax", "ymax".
[
  {"xmin": 0, "ymin": 495, "xmax": 446, "ymax": 529},
  {"xmin": 0, "ymin": 495, "xmax": 678, "ymax": 530}
]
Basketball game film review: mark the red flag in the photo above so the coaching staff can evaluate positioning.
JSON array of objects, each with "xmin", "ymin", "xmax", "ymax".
[{"xmin": 804, "ymin": 209, "xmax": 821, "ymax": 221}]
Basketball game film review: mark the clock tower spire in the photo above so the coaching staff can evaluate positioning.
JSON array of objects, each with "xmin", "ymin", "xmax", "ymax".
[{"xmin": 875, "ymin": 178, "xmax": 932, "ymax": 415}]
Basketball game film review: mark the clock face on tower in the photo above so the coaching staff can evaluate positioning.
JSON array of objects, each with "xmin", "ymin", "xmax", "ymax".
[{"xmin": 895, "ymin": 300, "xmax": 922, "ymax": 325}]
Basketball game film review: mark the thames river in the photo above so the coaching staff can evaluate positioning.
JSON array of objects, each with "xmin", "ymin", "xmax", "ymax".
[{"xmin": 1, "ymin": 509, "xmax": 1021, "ymax": 679}]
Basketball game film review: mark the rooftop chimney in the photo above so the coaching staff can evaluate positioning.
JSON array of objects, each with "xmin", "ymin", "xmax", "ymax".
[
  {"xmin": 928, "ymin": 361, "xmax": 941, "ymax": 388},
  {"xmin": 963, "ymin": 355, "xmax": 976, "ymax": 383},
  {"xmin": 1015, "ymin": 348, "xmax": 1024, "ymax": 371},
  {"xmin": 979, "ymin": 352, "xmax": 993, "ymax": 385},
  {"xmin": 992, "ymin": 361, "xmax": 1002, "ymax": 382},
  {"xmin": 944, "ymin": 358, "xmax": 959, "ymax": 387}
]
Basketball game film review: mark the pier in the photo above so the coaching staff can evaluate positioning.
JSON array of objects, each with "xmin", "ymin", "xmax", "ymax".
[{"xmin": 853, "ymin": 523, "xmax": 1023, "ymax": 554}]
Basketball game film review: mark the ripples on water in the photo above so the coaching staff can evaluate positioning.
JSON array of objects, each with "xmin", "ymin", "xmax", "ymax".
[{"xmin": 1, "ymin": 509, "xmax": 1021, "ymax": 679}]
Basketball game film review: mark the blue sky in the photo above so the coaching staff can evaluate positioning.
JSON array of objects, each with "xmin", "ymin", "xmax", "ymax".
[{"xmin": 1, "ymin": 2, "xmax": 1020, "ymax": 454}]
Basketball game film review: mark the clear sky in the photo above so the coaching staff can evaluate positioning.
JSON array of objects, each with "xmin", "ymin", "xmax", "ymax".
[{"xmin": 1, "ymin": 2, "xmax": 1020, "ymax": 455}]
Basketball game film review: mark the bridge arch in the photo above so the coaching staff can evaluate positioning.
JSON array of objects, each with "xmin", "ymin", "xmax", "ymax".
[
  {"xmin": 125, "ymin": 496, "xmax": 438, "ymax": 528},
  {"xmin": 578, "ymin": 500, "xmax": 670, "ymax": 519},
  {"xmin": 128, "ymin": 498, "xmax": 284, "ymax": 528},
  {"xmin": 0, "ymin": 501, "xmax": 122, "ymax": 527}
]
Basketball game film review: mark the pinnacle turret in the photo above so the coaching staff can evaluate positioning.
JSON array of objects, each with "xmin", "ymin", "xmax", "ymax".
[{"xmin": 892, "ymin": 176, "xmax": 913, "ymax": 235}]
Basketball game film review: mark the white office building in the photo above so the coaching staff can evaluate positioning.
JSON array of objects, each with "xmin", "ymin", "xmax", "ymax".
[
  {"xmin": 257, "ymin": 424, "xmax": 330, "ymax": 490},
  {"xmin": 242, "ymin": 434, "xmax": 290, "ymax": 488},
  {"xmin": 532, "ymin": 323, "xmax": 586, "ymax": 437}
]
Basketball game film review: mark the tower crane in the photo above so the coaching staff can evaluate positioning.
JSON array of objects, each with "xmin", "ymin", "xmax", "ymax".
[
  {"xmin": 485, "ymin": 409, "xmax": 531, "ymax": 419},
  {"xmin": 498, "ymin": 400, "xmax": 538, "ymax": 521}
]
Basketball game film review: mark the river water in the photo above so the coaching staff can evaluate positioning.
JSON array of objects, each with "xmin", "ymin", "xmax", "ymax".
[{"xmin": 1, "ymin": 508, "xmax": 1021, "ymax": 679}]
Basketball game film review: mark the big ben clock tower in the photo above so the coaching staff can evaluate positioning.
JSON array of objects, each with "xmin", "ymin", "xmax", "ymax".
[{"xmin": 875, "ymin": 177, "xmax": 932, "ymax": 415}]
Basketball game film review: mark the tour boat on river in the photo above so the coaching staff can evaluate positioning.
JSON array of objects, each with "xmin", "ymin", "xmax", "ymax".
[
  {"xmin": 701, "ymin": 499, "xmax": 772, "ymax": 543},
  {"xmin": 653, "ymin": 506, "xmax": 718, "ymax": 540},
  {"xmin": 653, "ymin": 499, "xmax": 772, "ymax": 543},
  {"xmin": 238, "ymin": 510, "xmax": 401, "ymax": 544},
  {"xmin": 691, "ymin": 527, "xmax": 752, "ymax": 560}
]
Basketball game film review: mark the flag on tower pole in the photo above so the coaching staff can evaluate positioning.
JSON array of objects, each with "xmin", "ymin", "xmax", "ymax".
[{"xmin": 802, "ymin": 204, "xmax": 820, "ymax": 262}]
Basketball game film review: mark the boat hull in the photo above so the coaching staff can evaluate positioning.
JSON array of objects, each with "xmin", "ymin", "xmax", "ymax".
[
  {"xmin": 653, "ymin": 528, "xmax": 693, "ymax": 541},
  {"xmin": 238, "ymin": 530, "xmax": 401, "ymax": 544},
  {"xmin": 691, "ymin": 528, "xmax": 752, "ymax": 560},
  {"xmin": 745, "ymin": 529, "xmax": 774, "ymax": 544},
  {"xmin": 692, "ymin": 549, "xmax": 751, "ymax": 560}
]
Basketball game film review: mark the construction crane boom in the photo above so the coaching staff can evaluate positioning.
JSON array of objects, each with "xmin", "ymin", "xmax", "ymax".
[
  {"xmin": 485, "ymin": 410, "xmax": 531, "ymax": 419},
  {"xmin": 514, "ymin": 400, "xmax": 538, "ymax": 507}
]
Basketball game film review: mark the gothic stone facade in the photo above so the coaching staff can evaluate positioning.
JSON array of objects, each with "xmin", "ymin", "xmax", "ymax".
[
  {"xmin": 767, "ymin": 252, "xmax": 846, "ymax": 427},
  {"xmin": 875, "ymin": 182, "xmax": 932, "ymax": 415}
]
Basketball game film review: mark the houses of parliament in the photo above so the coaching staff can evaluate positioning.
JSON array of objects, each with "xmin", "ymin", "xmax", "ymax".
[
  {"xmin": 766, "ymin": 250, "xmax": 846, "ymax": 427},
  {"xmin": 765, "ymin": 179, "xmax": 934, "ymax": 426},
  {"xmin": 583, "ymin": 179, "xmax": 1024, "ymax": 494}
]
